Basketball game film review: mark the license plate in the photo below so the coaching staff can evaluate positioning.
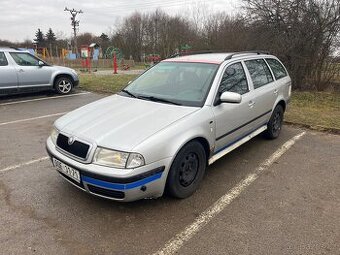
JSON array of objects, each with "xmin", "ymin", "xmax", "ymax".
[{"xmin": 53, "ymin": 158, "xmax": 81, "ymax": 183}]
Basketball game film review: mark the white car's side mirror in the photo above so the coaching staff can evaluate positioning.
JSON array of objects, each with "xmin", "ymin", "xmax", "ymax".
[{"xmin": 220, "ymin": 91, "xmax": 242, "ymax": 104}]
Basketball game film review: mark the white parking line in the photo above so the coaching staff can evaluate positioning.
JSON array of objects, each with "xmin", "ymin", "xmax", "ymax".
[
  {"xmin": 0, "ymin": 112, "xmax": 67, "ymax": 127},
  {"xmin": 152, "ymin": 131, "xmax": 306, "ymax": 255},
  {"xmin": 0, "ymin": 157, "xmax": 49, "ymax": 174},
  {"xmin": 0, "ymin": 92, "xmax": 91, "ymax": 106}
]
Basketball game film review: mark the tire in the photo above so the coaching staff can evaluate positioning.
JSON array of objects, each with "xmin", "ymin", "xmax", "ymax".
[
  {"xmin": 166, "ymin": 141, "xmax": 207, "ymax": 199},
  {"xmin": 55, "ymin": 76, "xmax": 74, "ymax": 94},
  {"xmin": 264, "ymin": 105, "xmax": 284, "ymax": 139}
]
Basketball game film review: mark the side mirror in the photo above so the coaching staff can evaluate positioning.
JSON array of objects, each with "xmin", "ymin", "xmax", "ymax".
[
  {"xmin": 38, "ymin": 60, "xmax": 44, "ymax": 67},
  {"xmin": 220, "ymin": 91, "xmax": 242, "ymax": 104}
]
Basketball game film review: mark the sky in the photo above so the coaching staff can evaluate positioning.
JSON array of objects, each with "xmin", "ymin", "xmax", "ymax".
[{"xmin": 0, "ymin": 0, "xmax": 241, "ymax": 42}]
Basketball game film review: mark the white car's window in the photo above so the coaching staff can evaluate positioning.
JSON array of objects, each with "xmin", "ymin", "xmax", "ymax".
[
  {"xmin": 245, "ymin": 59, "xmax": 274, "ymax": 89},
  {"xmin": 121, "ymin": 62, "xmax": 219, "ymax": 107},
  {"xmin": 219, "ymin": 62, "xmax": 249, "ymax": 95},
  {"xmin": 266, "ymin": 58, "xmax": 287, "ymax": 80},
  {"xmin": 10, "ymin": 52, "xmax": 40, "ymax": 66},
  {"xmin": 0, "ymin": 52, "xmax": 8, "ymax": 66}
]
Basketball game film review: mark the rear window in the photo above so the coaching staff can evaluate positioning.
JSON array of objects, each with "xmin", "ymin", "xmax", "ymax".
[
  {"xmin": 245, "ymin": 59, "xmax": 273, "ymax": 89},
  {"xmin": 0, "ymin": 52, "xmax": 8, "ymax": 66},
  {"xmin": 266, "ymin": 58, "xmax": 287, "ymax": 80}
]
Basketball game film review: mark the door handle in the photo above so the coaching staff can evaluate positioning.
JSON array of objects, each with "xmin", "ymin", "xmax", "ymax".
[
  {"xmin": 248, "ymin": 101, "xmax": 255, "ymax": 108},
  {"xmin": 274, "ymin": 89, "xmax": 278, "ymax": 95},
  {"xmin": 18, "ymin": 69, "xmax": 24, "ymax": 73}
]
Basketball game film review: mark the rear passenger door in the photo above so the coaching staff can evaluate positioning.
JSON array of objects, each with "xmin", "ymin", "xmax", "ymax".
[
  {"xmin": 265, "ymin": 58, "xmax": 291, "ymax": 100},
  {"xmin": 0, "ymin": 51, "xmax": 18, "ymax": 91},
  {"xmin": 244, "ymin": 59, "xmax": 277, "ymax": 127}
]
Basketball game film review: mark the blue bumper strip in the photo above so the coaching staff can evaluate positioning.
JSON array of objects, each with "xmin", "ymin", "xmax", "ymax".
[{"xmin": 82, "ymin": 172, "xmax": 163, "ymax": 191}]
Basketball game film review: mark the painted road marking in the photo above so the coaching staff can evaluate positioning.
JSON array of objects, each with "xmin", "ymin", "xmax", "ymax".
[
  {"xmin": 0, "ymin": 92, "xmax": 91, "ymax": 106},
  {"xmin": 0, "ymin": 112, "xmax": 67, "ymax": 127},
  {"xmin": 152, "ymin": 131, "xmax": 306, "ymax": 255},
  {"xmin": 0, "ymin": 157, "xmax": 49, "ymax": 174}
]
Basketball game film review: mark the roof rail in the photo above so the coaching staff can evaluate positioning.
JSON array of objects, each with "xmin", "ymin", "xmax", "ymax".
[
  {"xmin": 225, "ymin": 50, "xmax": 270, "ymax": 60},
  {"xmin": 167, "ymin": 50, "xmax": 215, "ymax": 59}
]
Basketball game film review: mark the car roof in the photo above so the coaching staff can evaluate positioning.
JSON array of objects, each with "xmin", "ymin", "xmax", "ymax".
[{"xmin": 163, "ymin": 52, "xmax": 275, "ymax": 64}]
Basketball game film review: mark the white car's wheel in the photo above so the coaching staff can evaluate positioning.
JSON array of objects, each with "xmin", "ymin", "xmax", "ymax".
[{"xmin": 55, "ymin": 76, "xmax": 74, "ymax": 94}]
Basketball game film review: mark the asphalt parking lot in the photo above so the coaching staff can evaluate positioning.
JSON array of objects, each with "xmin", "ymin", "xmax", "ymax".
[{"xmin": 0, "ymin": 91, "xmax": 339, "ymax": 255}]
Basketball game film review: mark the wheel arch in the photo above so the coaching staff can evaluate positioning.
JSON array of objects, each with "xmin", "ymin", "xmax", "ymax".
[
  {"xmin": 275, "ymin": 99, "xmax": 286, "ymax": 113},
  {"xmin": 53, "ymin": 73, "xmax": 75, "ymax": 88}
]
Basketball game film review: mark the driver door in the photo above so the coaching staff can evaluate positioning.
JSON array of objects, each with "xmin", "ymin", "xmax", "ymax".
[
  {"xmin": 9, "ymin": 52, "xmax": 52, "ymax": 88},
  {"xmin": 212, "ymin": 62, "xmax": 257, "ymax": 153}
]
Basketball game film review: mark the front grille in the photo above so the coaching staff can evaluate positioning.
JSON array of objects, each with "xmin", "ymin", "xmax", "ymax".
[
  {"xmin": 56, "ymin": 133, "xmax": 90, "ymax": 159},
  {"xmin": 87, "ymin": 185, "xmax": 125, "ymax": 199}
]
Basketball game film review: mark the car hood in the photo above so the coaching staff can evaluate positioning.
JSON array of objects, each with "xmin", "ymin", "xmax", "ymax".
[{"xmin": 55, "ymin": 94, "xmax": 199, "ymax": 151}]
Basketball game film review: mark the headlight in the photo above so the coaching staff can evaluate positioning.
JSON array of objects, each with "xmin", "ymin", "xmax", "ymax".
[
  {"xmin": 127, "ymin": 153, "xmax": 145, "ymax": 168},
  {"xmin": 93, "ymin": 147, "xmax": 145, "ymax": 169},
  {"xmin": 50, "ymin": 127, "xmax": 59, "ymax": 145}
]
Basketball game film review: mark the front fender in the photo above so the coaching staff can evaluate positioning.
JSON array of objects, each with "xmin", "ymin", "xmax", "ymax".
[{"xmin": 133, "ymin": 106, "xmax": 215, "ymax": 165}]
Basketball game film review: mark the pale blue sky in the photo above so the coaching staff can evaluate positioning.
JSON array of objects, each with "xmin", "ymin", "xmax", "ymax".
[{"xmin": 0, "ymin": 0, "xmax": 242, "ymax": 42}]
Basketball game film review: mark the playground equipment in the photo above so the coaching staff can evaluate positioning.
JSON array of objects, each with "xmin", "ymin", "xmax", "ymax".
[
  {"xmin": 104, "ymin": 47, "xmax": 123, "ymax": 59},
  {"xmin": 80, "ymin": 45, "xmax": 91, "ymax": 72},
  {"xmin": 146, "ymin": 54, "xmax": 161, "ymax": 63},
  {"xmin": 35, "ymin": 48, "xmax": 50, "ymax": 58}
]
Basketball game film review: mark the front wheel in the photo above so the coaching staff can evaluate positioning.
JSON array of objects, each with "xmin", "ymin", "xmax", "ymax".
[
  {"xmin": 166, "ymin": 141, "xmax": 206, "ymax": 199},
  {"xmin": 264, "ymin": 105, "xmax": 284, "ymax": 139},
  {"xmin": 55, "ymin": 76, "xmax": 74, "ymax": 94}
]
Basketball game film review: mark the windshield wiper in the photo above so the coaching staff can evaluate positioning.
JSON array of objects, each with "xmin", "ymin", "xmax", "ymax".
[
  {"xmin": 137, "ymin": 95, "xmax": 181, "ymax": 105},
  {"xmin": 121, "ymin": 89, "xmax": 137, "ymax": 98}
]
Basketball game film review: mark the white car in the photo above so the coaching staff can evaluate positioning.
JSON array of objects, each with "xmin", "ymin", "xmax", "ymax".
[
  {"xmin": 0, "ymin": 47, "xmax": 79, "ymax": 95},
  {"xmin": 46, "ymin": 51, "xmax": 291, "ymax": 202}
]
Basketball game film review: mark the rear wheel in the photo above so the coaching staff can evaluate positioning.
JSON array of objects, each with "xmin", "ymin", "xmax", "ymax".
[
  {"xmin": 55, "ymin": 76, "xmax": 74, "ymax": 94},
  {"xmin": 264, "ymin": 105, "xmax": 284, "ymax": 139},
  {"xmin": 166, "ymin": 141, "xmax": 206, "ymax": 199}
]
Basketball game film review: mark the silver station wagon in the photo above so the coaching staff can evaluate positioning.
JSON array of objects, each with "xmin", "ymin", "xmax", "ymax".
[
  {"xmin": 0, "ymin": 47, "xmax": 79, "ymax": 95},
  {"xmin": 46, "ymin": 51, "xmax": 291, "ymax": 202}
]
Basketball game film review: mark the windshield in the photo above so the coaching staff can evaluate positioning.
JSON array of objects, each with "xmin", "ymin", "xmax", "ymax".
[{"xmin": 120, "ymin": 62, "xmax": 219, "ymax": 107}]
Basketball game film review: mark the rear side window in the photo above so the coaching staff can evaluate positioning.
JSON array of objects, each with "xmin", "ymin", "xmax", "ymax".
[
  {"xmin": 245, "ymin": 59, "xmax": 273, "ymax": 89},
  {"xmin": 0, "ymin": 52, "xmax": 8, "ymax": 66},
  {"xmin": 266, "ymin": 58, "xmax": 287, "ymax": 79},
  {"xmin": 219, "ymin": 62, "xmax": 249, "ymax": 95}
]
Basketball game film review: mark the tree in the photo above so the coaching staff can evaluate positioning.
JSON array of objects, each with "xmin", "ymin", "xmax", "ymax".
[
  {"xmin": 242, "ymin": 0, "xmax": 340, "ymax": 90},
  {"xmin": 34, "ymin": 28, "xmax": 45, "ymax": 47},
  {"xmin": 46, "ymin": 28, "xmax": 57, "ymax": 43},
  {"xmin": 99, "ymin": 33, "xmax": 109, "ymax": 42}
]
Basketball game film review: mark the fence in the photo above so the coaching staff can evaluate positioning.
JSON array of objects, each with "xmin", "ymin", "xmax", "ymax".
[{"xmin": 45, "ymin": 58, "xmax": 135, "ymax": 69}]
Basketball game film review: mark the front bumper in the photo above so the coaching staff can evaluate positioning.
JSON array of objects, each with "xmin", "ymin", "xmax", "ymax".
[{"xmin": 46, "ymin": 137, "xmax": 172, "ymax": 202}]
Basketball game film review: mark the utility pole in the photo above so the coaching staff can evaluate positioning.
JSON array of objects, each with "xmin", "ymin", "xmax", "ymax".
[{"xmin": 64, "ymin": 7, "xmax": 83, "ymax": 56}]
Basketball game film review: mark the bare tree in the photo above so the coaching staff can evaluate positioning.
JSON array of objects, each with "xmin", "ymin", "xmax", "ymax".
[{"xmin": 243, "ymin": 0, "xmax": 340, "ymax": 90}]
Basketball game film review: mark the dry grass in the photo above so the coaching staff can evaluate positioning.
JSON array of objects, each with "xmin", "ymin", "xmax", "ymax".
[
  {"xmin": 285, "ymin": 91, "xmax": 340, "ymax": 130},
  {"xmin": 79, "ymin": 74, "xmax": 138, "ymax": 94}
]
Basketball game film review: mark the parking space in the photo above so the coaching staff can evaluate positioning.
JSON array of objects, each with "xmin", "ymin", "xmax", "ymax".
[{"xmin": 0, "ymin": 91, "xmax": 339, "ymax": 255}]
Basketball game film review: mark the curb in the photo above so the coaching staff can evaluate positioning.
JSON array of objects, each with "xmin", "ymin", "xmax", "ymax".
[{"xmin": 284, "ymin": 121, "xmax": 340, "ymax": 135}]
